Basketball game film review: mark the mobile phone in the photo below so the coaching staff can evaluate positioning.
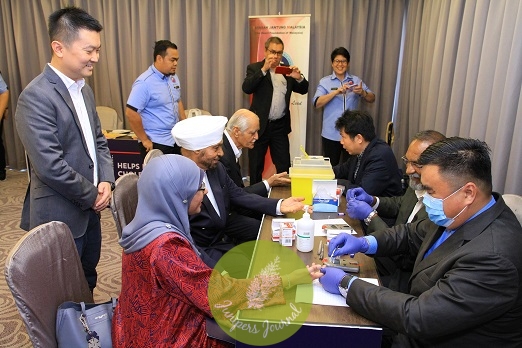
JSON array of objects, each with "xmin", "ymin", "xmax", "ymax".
[{"xmin": 275, "ymin": 65, "xmax": 293, "ymax": 75}]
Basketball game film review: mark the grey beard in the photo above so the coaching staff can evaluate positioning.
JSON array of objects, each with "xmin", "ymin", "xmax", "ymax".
[{"xmin": 409, "ymin": 175, "xmax": 425, "ymax": 191}]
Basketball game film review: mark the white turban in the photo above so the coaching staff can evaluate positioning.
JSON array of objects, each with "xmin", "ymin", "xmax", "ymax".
[{"xmin": 171, "ymin": 115, "xmax": 228, "ymax": 151}]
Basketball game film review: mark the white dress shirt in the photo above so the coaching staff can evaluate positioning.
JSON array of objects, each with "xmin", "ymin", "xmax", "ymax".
[
  {"xmin": 48, "ymin": 64, "xmax": 98, "ymax": 185},
  {"xmin": 203, "ymin": 172, "xmax": 221, "ymax": 217},
  {"xmin": 407, "ymin": 190, "xmax": 426, "ymax": 223},
  {"xmin": 268, "ymin": 69, "xmax": 287, "ymax": 120}
]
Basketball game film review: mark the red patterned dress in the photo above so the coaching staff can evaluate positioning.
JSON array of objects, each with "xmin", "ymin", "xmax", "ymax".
[{"xmin": 112, "ymin": 232, "xmax": 284, "ymax": 347}]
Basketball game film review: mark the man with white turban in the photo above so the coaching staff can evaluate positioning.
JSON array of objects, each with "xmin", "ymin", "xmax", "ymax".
[{"xmin": 172, "ymin": 115, "xmax": 306, "ymax": 266}]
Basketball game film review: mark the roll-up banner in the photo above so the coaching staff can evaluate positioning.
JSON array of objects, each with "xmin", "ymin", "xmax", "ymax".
[{"xmin": 248, "ymin": 14, "xmax": 311, "ymax": 177}]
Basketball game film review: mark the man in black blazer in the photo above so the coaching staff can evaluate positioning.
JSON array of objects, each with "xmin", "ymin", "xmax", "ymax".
[
  {"xmin": 346, "ymin": 130, "xmax": 446, "ymax": 292},
  {"xmin": 333, "ymin": 110, "xmax": 402, "ymax": 198},
  {"xmin": 172, "ymin": 115, "xmax": 306, "ymax": 267},
  {"xmin": 319, "ymin": 138, "xmax": 522, "ymax": 347},
  {"xmin": 242, "ymin": 36, "xmax": 309, "ymax": 185}
]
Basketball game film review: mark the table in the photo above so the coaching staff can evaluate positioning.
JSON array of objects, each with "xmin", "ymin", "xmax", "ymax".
[
  {"xmin": 236, "ymin": 186, "xmax": 382, "ymax": 347},
  {"xmin": 106, "ymin": 136, "xmax": 142, "ymax": 179}
]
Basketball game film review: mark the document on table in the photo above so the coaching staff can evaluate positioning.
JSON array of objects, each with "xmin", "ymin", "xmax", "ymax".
[
  {"xmin": 295, "ymin": 278, "xmax": 379, "ymax": 307},
  {"xmin": 313, "ymin": 218, "xmax": 356, "ymax": 236}
]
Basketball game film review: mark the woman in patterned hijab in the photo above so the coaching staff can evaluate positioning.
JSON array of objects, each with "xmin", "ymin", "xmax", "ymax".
[{"xmin": 114, "ymin": 154, "xmax": 321, "ymax": 347}]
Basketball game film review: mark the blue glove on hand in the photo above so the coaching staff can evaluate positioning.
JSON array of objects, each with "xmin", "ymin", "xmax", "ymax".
[
  {"xmin": 347, "ymin": 187, "xmax": 373, "ymax": 205},
  {"xmin": 328, "ymin": 233, "xmax": 370, "ymax": 258},
  {"xmin": 347, "ymin": 199, "xmax": 374, "ymax": 220},
  {"xmin": 319, "ymin": 267, "xmax": 346, "ymax": 295}
]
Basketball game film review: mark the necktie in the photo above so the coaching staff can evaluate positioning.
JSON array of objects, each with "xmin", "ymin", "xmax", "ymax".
[{"xmin": 354, "ymin": 155, "xmax": 362, "ymax": 180}]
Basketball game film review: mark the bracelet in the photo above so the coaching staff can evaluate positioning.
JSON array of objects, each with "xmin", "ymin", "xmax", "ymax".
[{"xmin": 364, "ymin": 210, "xmax": 378, "ymax": 226}]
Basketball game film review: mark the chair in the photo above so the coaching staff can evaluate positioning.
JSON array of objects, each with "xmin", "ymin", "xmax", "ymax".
[
  {"xmin": 503, "ymin": 194, "xmax": 522, "ymax": 225},
  {"xmin": 385, "ymin": 121, "xmax": 394, "ymax": 145},
  {"xmin": 143, "ymin": 148, "xmax": 164, "ymax": 167},
  {"xmin": 4, "ymin": 221, "xmax": 93, "ymax": 348},
  {"xmin": 110, "ymin": 172, "xmax": 139, "ymax": 238},
  {"xmin": 96, "ymin": 106, "xmax": 118, "ymax": 130},
  {"xmin": 185, "ymin": 108, "xmax": 212, "ymax": 118}
]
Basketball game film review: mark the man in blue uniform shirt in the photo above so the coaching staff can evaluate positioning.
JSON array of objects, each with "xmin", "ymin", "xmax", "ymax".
[
  {"xmin": 126, "ymin": 40, "xmax": 186, "ymax": 161},
  {"xmin": 313, "ymin": 47, "xmax": 375, "ymax": 166}
]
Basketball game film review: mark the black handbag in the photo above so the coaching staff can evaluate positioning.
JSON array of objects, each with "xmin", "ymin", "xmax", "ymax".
[{"xmin": 56, "ymin": 298, "xmax": 117, "ymax": 348}]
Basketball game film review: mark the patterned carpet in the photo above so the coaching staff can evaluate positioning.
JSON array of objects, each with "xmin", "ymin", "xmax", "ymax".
[{"xmin": 0, "ymin": 170, "xmax": 122, "ymax": 347}]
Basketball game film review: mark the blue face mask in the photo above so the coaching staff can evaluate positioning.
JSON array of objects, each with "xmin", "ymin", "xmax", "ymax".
[{"xmin": 423, "ymin": 185, "xmax": 468, "ymax": 227}]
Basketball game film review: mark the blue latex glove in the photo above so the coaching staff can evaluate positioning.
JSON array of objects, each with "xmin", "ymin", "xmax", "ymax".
[
  {"xmin": 347, "ymin": 199, "xmax": 374, "ymax": 220},
  {"xmin": 347, "ymin": 187, "xmax": 373, "ymax": 205},
  {"xmin": 328, "ymin": 233, "xmax": 369, "ymax": 258},
  {"xmin": 319, "ymin": 267, "xmax": 346, "ymax": 295}
]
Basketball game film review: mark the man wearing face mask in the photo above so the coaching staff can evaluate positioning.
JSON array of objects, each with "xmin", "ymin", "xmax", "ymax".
[
  {"xmin": 318, "ymin": 137, "xmax": 522, "ymax": 347},
  {"xmin": 345, "ymin": 130, "xmax": 446, "ymax": 292}
]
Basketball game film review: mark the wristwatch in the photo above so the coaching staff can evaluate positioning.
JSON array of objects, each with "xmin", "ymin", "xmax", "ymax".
[
  {"xmin": 109, "ymin": 182, "xmax": 116, "ymax": 191},
  {"xmin": 364, "ymin": 210, "xmax": 378, "ymax": 226},
  {"xmin": 338, "ymin": 274, "xmax": 355, "ymax": 298}
]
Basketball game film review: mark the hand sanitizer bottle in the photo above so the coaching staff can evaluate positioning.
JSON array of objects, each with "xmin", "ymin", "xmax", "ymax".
[{"xmin": 296, "ymin": 206, "xmax": 314, "ymax": 252}]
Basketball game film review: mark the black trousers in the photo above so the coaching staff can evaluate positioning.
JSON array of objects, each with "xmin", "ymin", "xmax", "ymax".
[
  {"xmin": 138, "ymin": 142, "xmax": 181, "ymax": 162},
  {"xmin": 196, "ymin": 212, "xmax": 259, "ymax": 277},
  {"xmin": 248, "ymin": 118, "xmax": 290, "ymax": 184},
  {"xmin": 73, "ymin": 210, "xmax": 102, "ymax": 292},
  {"xmin": 322, "ymin": 136, "xmax": 348, "ymax": 167}
]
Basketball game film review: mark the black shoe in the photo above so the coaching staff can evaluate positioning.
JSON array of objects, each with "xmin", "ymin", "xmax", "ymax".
[{"xmin": 0, "ymin": 170, "xmax": 5, "ymax": 181}]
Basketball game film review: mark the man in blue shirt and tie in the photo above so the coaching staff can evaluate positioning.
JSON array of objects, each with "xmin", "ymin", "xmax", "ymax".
[{"xmin": 316, "ymin": 137, "xmax": 522, "ymax": 347}]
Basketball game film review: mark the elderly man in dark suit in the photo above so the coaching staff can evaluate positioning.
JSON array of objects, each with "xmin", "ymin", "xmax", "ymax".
[
  {"xmin": 172, "ymin": 115, "xmax": 306, "ymax": 267},
  {"xmin": 15, "ymin": 7, "xmax": 114, "ymax": 291},
  {"xmin": 318, "ymin": 137, "xmax": 522, "ymax": 347},
  {"xmin": 242, "ymin": 36, "xmax": 309, "ymax": 185},
  {"xmin": 221, "ymin": 109, "xmax": 290, "ymax": 220},
  {"xmin": 346, "ymin": 130, "xmax": 446, "ymax": 292},
  {"xmin": 221, "ymin": 109, "xmax": 290, "ymax": 195}
]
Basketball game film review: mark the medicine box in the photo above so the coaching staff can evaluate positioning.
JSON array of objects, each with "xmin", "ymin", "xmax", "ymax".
[
  {"xmin": 279, "ymin": 222, "xmax": 294, "ymax": 247},
  {"xmin": 289, "ymin": 156, "xmax": 335, "ymax": 205},
  {"xmin": 271, "ymin": 218, "xmax": 296, "ymax": 245}
]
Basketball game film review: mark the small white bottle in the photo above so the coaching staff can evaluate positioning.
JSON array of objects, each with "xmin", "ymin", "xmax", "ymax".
[{"xmin": 296, "ymin": 206, "xmax": 314, "ymax": 252}]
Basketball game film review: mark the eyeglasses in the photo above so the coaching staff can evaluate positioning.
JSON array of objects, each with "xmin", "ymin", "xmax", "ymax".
[
  {"xmin": 333, "ymin": 59, "xmax": 348, "ymax": 65},
  {"xmin": 198, "ymin": 181, "xmax": 206, "ymax": 191},
  {"xmin": 267, "ymin": 49, "xmax": 284, "ymax": 56},
  {"xmin": 401, "ymin": 156, "xmax": 422, "ymax": 168}
]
